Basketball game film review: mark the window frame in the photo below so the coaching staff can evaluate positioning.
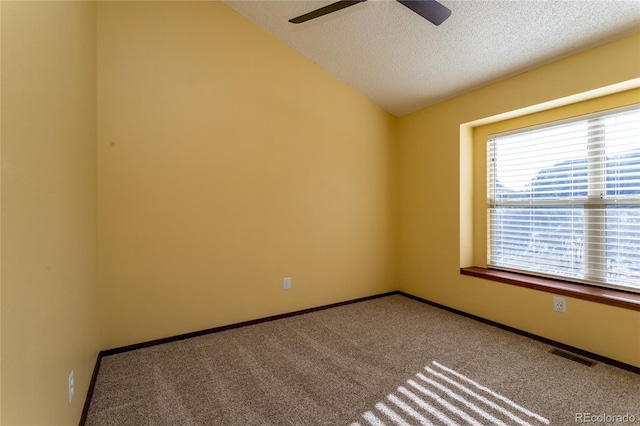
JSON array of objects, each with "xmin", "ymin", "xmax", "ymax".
[
  {"xmin": 486, "ymin": 104, "xmax": 640, "ymax": 293},
  {"xmin": 465, "ymin": 89, "xmax": 640, "ymax": 310}
]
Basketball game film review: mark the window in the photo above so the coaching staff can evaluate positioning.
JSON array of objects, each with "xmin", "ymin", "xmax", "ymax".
[{"xmin": 487, "ymin": 105, "xmax": 640, "ymax": 293}]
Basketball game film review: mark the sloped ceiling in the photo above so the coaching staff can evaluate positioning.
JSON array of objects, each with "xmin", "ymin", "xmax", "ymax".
[{"xmin": 224, "ymin": 0, "xmax": 640, "ymax": 116}]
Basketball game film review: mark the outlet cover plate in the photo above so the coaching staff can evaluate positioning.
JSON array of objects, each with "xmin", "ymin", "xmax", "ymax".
[
  {"xmin": 553, "ymin": 296, "xmax": 567, "ymax": 313},
  {"xmin": 68, "ymin": 370, "xmax": 74, "ymax": 403}
]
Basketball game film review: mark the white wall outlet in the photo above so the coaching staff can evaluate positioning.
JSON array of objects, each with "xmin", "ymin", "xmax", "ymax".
[
  {"xmin": 283, "ymin": 277, "xmax": 291, "ymax": 290},
  {"xmin": 553, "ymin": 296, "xmax": 566, "ymax": 313},
  {"xmin": 68, "ymin": 370, "xmax": 74, "ymax": 403}
]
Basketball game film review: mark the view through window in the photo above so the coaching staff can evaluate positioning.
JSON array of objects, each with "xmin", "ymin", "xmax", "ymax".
[{"xmin": 487, "ymin": 105, "xmax": 640, "ymax": 293}]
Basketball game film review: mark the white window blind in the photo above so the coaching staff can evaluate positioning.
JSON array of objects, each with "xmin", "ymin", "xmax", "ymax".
[{"xmin": 488, "ymin": 104, "xmax": 640, "ymax": 293}]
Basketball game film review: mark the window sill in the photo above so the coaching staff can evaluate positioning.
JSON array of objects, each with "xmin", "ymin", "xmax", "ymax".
[{"xmin": 460, "ymin": 267, "xmax": 640, "ymax": 311}]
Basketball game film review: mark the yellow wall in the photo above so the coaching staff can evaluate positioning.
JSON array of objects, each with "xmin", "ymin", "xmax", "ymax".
[
  {"xmin": 398, "ymin": 33, "xmax": 640, "ymax": 367},
  {"xmin": 1, "ymin": 2, "xmax": 100, "ymax": 425},
  {"xmin": 96, "ymin": 2, "xmax": 397, "ymax": 350}
]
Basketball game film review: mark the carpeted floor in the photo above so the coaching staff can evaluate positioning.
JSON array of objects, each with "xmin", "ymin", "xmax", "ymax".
[{"xmin": 85, "ymin": 295, "xmax": 639, "ymax": 425}]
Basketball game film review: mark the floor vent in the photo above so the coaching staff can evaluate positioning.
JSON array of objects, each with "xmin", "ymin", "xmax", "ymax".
[{"xmin": 550, "ymin": 348, "xmax": 597, "ymax": 366}]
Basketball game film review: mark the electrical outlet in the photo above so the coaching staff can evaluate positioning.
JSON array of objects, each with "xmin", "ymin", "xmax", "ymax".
[
  {"xmin": 553, "ymin": 296, "xmax": 566, "ymax": 313},
  {"xmin": 68, "ymin": 370, "xmax": 74, "ymax": 403},
  {"xmin": 283, "ymin": 277, "xmax": 291, "ymax": 290}
]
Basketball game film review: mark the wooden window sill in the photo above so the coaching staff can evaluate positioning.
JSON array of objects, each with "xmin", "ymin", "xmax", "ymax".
[{"xmin": 460, "ymin": 267, "xmax": 640, "ymax": 311}]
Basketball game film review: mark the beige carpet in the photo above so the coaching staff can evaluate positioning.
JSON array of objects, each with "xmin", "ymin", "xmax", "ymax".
[{"xmin": 85, "ymin": 295, "xmax": 639, "ymax": 425}]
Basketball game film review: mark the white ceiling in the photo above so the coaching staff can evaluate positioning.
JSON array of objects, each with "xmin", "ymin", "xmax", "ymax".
[{"xmin": 224, "ymin": 0, "xmax": 640, "ymax": 116}]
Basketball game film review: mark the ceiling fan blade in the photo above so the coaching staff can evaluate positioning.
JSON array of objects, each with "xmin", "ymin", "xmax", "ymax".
[
  {"xmin": 289, "ymin": 0, "xmax": 367, "ymax": 24},
  {"xmin": 396, "ymin": 0, "xmax": 451, "ymax": 26}
]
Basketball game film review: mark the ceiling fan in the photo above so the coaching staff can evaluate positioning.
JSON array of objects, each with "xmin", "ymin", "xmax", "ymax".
[{"xmin": 289, "ymin": 0, "xmax": 451, "ymax": 26}]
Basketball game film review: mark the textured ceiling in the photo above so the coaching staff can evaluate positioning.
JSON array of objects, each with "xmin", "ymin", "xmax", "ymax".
[{"xmin": 224, "ymin": 0, "xmax": 640, "ymax": 116}]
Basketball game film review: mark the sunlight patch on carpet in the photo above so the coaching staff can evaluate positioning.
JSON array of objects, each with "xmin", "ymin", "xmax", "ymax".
[{"xmin": 352, "ymin": 361, "xmax": 550, "ymax": 426}]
